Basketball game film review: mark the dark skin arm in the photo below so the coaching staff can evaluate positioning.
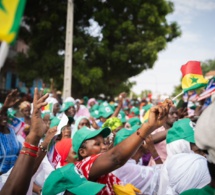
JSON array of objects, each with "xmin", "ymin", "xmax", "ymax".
[
  {"xmin": 89, "ymin": 100, "xmax": 173, "ymax": 181},
  {"xmin": 151, "ymin": 130, "xmax": 167, "ymax": 144},
  {"xmin": 33, "ymin": 127, "xmax": 57, "ymax": 174},
  {"xmin": 111, "ymin": 92, "xmax": 126, "ymax": 118},
  {"xmin": 0, "ymin": 89, "xmax": 20, "ymax": 115},
  {"xmin": 0, "ymin": 88, "xmax": 49, "ymax": 195},
  {"xmin": 145, "ymin": 135, "xmax": 163, "ymax": 164}
]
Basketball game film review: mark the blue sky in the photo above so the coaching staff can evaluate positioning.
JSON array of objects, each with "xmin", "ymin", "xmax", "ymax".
[{"xmin": 129, "ymin": 0, "xmax": 215, "ymax": 97}]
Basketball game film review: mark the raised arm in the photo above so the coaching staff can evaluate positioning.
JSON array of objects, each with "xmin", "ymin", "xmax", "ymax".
[
  {"xmin": 0, "ymin": 88, "xmax": 49, "ymax": 195},
  {"xmin": 111, "ymin": 92, "xmax": 126, "ymax": 118},
  {"xmin": 89, "ymin": 99, "xmax": 173, "ymax": 180}
]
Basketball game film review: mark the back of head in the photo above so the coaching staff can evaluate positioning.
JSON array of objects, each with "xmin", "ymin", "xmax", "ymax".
[
  {"xmin": 195, "ymin": 102, "xmax": 215, "ymax": 164},
  {"xmin": 166, "ymin": 153, "xmax": 210, "ymax": 194}
]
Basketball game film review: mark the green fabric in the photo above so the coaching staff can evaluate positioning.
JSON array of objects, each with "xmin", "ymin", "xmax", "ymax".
[
  {"xmin": 183, "ymin": 83, "xmax": 207, "ymax": 93},
  {"xmin": 167, "ymin": 118, "xmax": 195, "ymax": 144},
  {"xmin": 90, "ymin": 109, "xmax": 100, "ymax": 119},
  {"xmin": 180, "ymin": 185, "xmax": 215, "ymax": 195},
  {"xmin": 42, "ymin": 163, "xmax": 105, "ymax": 195},
  {"xmin": 41, "ymin": 111, "xmax": 50, "ymax": 119},
  {"xmin": 102, "ymin": 117, "xmax": 123, "ymax": 131},
  {"xmin": 117, "ymin": 110, "xmax": 127, "ymax": 123},
  {"xmin": 73, "ymin": 126, "xmax": 111, "ymax": 154},
  {"xmin": 90, "ymin": 104, "xmax": 99, "ymax": 112},
  {"xmin": 60, "ymin": 102, "xmax": 75, "ymax": 112},
  {"xmin": 7, "ymin": 108, "xmax": 17, "ymax": 116},
  {"xmin": 114, "ymin": 126, "xmax": 140, "ymax": 146},
  {"xmin": 50, "ymin": 117, "xmax": 60, "ymax": 128},
  {"xmin": 142, "ymin": 104, "xmax": 152, "ymax": 112},
  {"xmin": 130, "ymin": 107, "xmax": 140, "ymax": 115},
  {"xmin": 98, "ymin": 105, "xmax": 114, "ymax": 118},
  {"xmin": 128, "ymin": 117, "xmax": 141, "ymax": 127}
]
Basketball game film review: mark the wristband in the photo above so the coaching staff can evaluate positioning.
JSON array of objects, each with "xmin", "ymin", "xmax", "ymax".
[
  {"xmin": 154, "ymin": 156, "xmax": 160, "ymax": 161},
  {"xmin": 20, "ymin": 150, "xmax": 37, "ymax": 158},
  {"xmin": 39, "ymin": 143, "xmax": 48, "ymax": 152},
  {"xmin": 23, "ymin": 142, "xmax": 39, "ymax": 152}
]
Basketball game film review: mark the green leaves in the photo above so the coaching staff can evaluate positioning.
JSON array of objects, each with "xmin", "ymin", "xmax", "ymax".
[{"xmin": 16, "ymin": 0, "xmax": 181, "ymax": 97}]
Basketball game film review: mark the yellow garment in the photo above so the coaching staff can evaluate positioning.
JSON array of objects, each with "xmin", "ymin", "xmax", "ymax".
[{"xmin": 113, "ymin": 183, "xmax": 141, "ymax": 195}]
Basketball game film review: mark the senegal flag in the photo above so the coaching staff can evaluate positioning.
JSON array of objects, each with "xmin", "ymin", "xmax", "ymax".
[
  {"xmin": 181, "ymin": 61, "xmax": 208, "ymax": 92},
  {"xmin": 0, "ymin": 0, "xmax": 26, "ymax": 44}
]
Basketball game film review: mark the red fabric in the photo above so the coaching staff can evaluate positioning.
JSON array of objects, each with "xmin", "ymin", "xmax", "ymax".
[
  {"xmin": 181, "ymin": 61, "xmax": 202, "ymax": 77},
  {"xmin": 55, "ymin": 138, "xmax": 72, "ymax": 166},
  {"xmin": 76, "ymin": 154, "xmax": 121, "ymax": 195}
]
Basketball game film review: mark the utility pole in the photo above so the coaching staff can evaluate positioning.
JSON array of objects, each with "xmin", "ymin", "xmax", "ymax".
[{"xmin": 63, "ymin": 0, "xmax": 74, "ymax": 99}]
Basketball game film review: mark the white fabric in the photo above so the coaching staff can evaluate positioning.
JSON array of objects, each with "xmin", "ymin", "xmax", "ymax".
[
  {"xmin": 166, "ymin": 139, "xmax": 193, "ymax": 158},
  {"xmin": 64, "ymin": 97, "xmax": 75, "ymax": 103},
  {"xmin": 45, "ymin": 97, "xmax": 58, "ymax": 105},
  {"xmin": 113, "ymin": 159, "xmax": 162, "ymax": 195},
  {"xmin": 158, "ymin": 153, "xmax": 211, "ymax": 195},
  {"xmin": 195, "ymin": 102, "xmax": 215, "ymax": 163}
]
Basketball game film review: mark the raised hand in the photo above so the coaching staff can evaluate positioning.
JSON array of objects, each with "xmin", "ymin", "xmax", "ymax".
[
  {"xmin": 147, "ymin": 99, "xmax": 173, "ymax": 133},
  {"xmin": 30, "ymin": 88, "xmax": 49, "ymax": 139},
  {"xmin": 3, "ymin": 89, "xmax": 20, "ymax": 109}
]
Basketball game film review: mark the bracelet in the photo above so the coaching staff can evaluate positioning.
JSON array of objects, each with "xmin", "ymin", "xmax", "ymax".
[
  {"xmin": 136, "ymin": 131, "xmax": 145, "ymax": 141},
  {"xmin": 154, "ymin": 156, "xmax": 160, "ymax": 161},
  {"xmin": 39, "ymin": 143, "xmax": 47, "ymax": 152},
  {"xmin": 23, "ymin": 142, "xmax": 39, "ymax": 152},
  {"xmin": 20, "ymin": 150, "xmax": 37, "ymax": 158}
]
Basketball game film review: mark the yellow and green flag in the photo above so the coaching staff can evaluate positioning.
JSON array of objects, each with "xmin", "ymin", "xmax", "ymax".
[
  {"xmin": 0, "ymin": 0, "xmax": 26, "ymax": 44},
  {"xmin": 181, "ymin": 61, "xmax": 208, "ymax": 92}
]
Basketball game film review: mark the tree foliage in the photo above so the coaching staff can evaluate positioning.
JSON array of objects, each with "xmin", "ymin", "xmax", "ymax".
[
  {"xmin": 17, "ymin": 0, "xmax": 181, "ymax": 97},
  {"xmin": 201, "ymin": 59, "xmax": 215, "ymax": 75}
]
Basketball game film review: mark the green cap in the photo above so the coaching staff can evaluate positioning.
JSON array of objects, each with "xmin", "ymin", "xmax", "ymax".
[
  {"xmin": 90, "ymin": 104, "xmax": 99, "ymax": 112},
  {"xmin": 130, "ymin": 107, "xmax": 140, "ymax": 116},
  {"xmin": 117, "ymin": 110, "xmax": 126, "ymax": 123},
  {"xmin": 167, "ymin": 118, "xmax": 195, "ymax": 144},
  {"xmin": 142, "ymin": 104, "xmax": 152, "ymax": 112},
  {"xmin": 114, "ymin": 126, "xmax": 140, "ymax": 146},
  {"xmin": 42, "ymin": 163, "xmax": 105, "ymax": 195},
  {"xmin": 50, "ymin": 117, "xmax": 61, "ymax": 128},
  {"xmin": 128, "ymin": 117, "xmax": 141, "ymax": 127},
  {"xmin": 102, "ymin": 117, "xmax": 123, "ymax": 131},
  {"xmin": 98, "ymin": 105, "xmax": 114, "ymax": 118},
  {"xmin": 90, "ymin": 110, "xmax": 100, "ymax": 119},
  {"xmin": 60, "ymin": 102, "xmax": 75, "ymax": 112},
  {"xmin": 73, "ymin": 126, "xmax": 111, "ymax": 154},
  {"xmin": 7, "ymin": 108, "xmax": 17, "ymax": 116}
]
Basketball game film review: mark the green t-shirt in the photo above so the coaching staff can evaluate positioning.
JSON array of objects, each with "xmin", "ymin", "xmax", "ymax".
[{"xmin": 180, "ymin": 185, "xmax": 215, "ymax": 195}]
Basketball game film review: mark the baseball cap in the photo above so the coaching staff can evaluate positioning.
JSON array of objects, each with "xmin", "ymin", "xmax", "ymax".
[
  {"xmin": 60, "ymin": 102, "xmax": 75, "ymax": 112},
  {"xmin": 117, "ymin": 110, "xmax": 126, "ymax": 123},
  {"xmin": 167, "ymin": 118, "xmax": 195, "ymax": 144},
  {"xmin": 42, "ymin": 163, "xmax": 105, "ymax": 195},
  {"xmin": 50, "ymin": 117, "xmax": 61, "ymax": 128},
  {"xmin": 73, "ymin": 126, "xmax": 111, "ymax": 154},
  {"xmin": 130, "ymin": 107, "xmax": 140, "ymax": 116},
  {"xmin": 114, "ymin": 126, "xmax": 140, "ymax": 146},
  {"xmin": 98, "ymin": 105, "xmax": 114, "ymax": 118},
  {"xmin": 127, "ymin": 117, "xmax": 141, "ymax": 127}
]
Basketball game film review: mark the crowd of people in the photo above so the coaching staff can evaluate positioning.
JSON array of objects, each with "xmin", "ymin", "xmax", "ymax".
[{"xmin": 0, "ymin": 87, "xmax": 215, "ymax": 195}]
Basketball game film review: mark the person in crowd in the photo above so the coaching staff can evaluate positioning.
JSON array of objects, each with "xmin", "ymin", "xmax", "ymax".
[
  {"xmin": 181, "ymin": 101, "xmax": 215, "ymax": 195},
  {"xmin": 158, "ymin": 118, "xmax": 211, "ymax": 195},
  {"xmin": 55, "ymin": 138, "xmax": 77, "ymax": 167},
  {"xmin": 72, "ymin": 98, "xmax": 172, "ymax": 194},
  {"xmin": 113, "ymin": 128, "xmax": 162, "ymax": 195},
  {"xmin": 87, "ymin": 98, "xmax": 97, "ymax": 110},
  {"xmin": 18, "ymin": 101, "xmax": 31, "ymax": 135},
  {"xmin": 148, "ymin": 106, "xmax": 178, "ymax": 165},
  {"xmin": 0, "ymin": 90, "xmax": 22, "ymax": 177}
]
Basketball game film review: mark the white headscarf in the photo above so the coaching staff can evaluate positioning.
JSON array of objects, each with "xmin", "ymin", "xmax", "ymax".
[
  {"xmin": 166, "ymin": 139, "xmax": 193, "ymax": 158},
  {"xmin": 158, "ymin": 153, "xmax": 210, "ymax": 195}
]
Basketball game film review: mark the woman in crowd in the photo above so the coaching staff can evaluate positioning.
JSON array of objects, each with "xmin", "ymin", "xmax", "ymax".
[{"xmin": 0, "ymin": 90, "xmax": 22, "ymax": 178}]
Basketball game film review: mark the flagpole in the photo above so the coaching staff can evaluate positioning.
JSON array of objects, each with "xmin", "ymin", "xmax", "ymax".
[
  {"xmin": 172, "ymin": 91, "xmax": 184, "ymax": 101},
  {"xmin": 0, "ymin": 41, "xmax": 9, "ymax": 71},
  {"xmin": 62, "ymin": 0, "xmax": 74, "ymax": 99}
]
